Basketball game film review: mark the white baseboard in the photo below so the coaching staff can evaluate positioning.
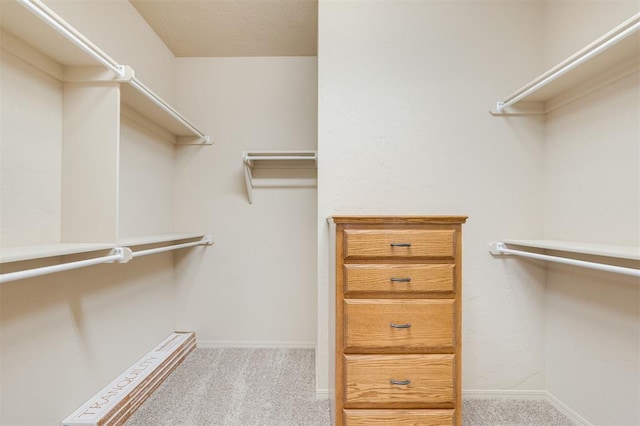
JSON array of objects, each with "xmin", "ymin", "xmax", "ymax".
[
  {"xmin": 196, "ymin": 340, "xmax": 316, "ymax": 349},
  {"xmin": 462, "ymin": 389, "xmax": 593, "ymax": 426},
  {"xmin": 546, "ymin": 391, "xmax": 593, "ymax": 426},
  {"xmin": 463, "ymin": 389, "xmax": 547, "ymax": 400}
]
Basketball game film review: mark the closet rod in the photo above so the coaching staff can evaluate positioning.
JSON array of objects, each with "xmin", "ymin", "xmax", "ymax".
[
  {"xmin": 0, "ymin": 248, "xmax": 129, "ymax": 284},
  {"xmin": 128, "ymin": 78, "xmax": 210, "ymax": 144},
  {"xmin": 497, "ymin": 18, "xmax": 640, "ymax": 112},
  {"xmin": 131, "ymin": 236, "xmax": 213, "ymax": 258},
  {"xmin": 18, "ymin": 0, "xmax": 125, "ymax": 78},
  {"xmin": 490, "ymin": 242, "xmax": 640, "ymax": 278}
]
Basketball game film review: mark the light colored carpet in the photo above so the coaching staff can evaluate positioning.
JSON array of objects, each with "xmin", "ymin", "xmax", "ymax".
[
  {"xmin": 125, "ymin": 347, "xmax": 329, "ymax": 426},
  {"xmin": 126, "ymin": 348, "xmax": 576, "ymax": 426},
  {"xmin": 462, "ymin": 398, "xmax": 576, "ymax": 426}
]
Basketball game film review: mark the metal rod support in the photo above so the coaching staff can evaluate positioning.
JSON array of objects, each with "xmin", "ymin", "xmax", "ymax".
[{"xmin": 491, "ymin": 242, "xmax": 640, "ymax": 278}]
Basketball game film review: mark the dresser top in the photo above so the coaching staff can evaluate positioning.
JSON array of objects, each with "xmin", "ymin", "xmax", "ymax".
[{"xmin": 328, "ymin": 215, "xmax": 468, "ymax": 225}]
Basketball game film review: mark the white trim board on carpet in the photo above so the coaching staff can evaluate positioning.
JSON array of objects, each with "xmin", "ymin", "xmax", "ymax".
[
  {"xmin": 196, "ymin": 340, "xmax": 316, "ymax": 349},
  {"xmin": 62, "ymin": 332, "xmax": 195, "ymax": 426},
  {"xmin": 463, "ymin": 390, "xmax": 592, "ymax": 426}
]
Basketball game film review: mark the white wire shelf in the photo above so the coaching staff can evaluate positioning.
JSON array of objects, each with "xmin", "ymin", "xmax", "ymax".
[
  {"xmin": 242, "ymin": 150, "xmax": 318, "ymax": 204},
  {"xmin": 0, "ymin": 0, "xmax": 211, "ymax": 145},
  {"xmin": 490, "ymin": 240, "xmax": 640, "ymax": 278},
  {"xmin": 491, "ymin": 12, "xmax": 640, "ymax": 115}
]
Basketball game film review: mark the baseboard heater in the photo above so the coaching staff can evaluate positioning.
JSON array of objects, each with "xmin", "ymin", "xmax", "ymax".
[{"xmin": 61, "ymin": 332, "xmax": 196, "ymax": 426}]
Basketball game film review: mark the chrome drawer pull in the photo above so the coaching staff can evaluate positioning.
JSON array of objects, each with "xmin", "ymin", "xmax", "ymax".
[
  {"xmin": 390, "ymin": 323, "xmax": 411, "ymax": 329},
  {"xmin": 390, "ymin": 243, "xmax": 411, "ymax": 247},
  {"xmin": 390, "ymin": 277, "xmax": 411, "ymax": 283},
  {"xmin": 390, "ymin": 379, "xmax": 411, "ymax": 385}
]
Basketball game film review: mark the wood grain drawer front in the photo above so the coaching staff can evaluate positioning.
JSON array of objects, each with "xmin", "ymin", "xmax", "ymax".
[
  {"xmin": 343, "ymin": 229, "xmax": 456, "ymax": 259},
  {"xmin": 344, "ymin": 354, "xmax": 455, "ymax": 408},
  {"xmin": 344, "ymin": 264, "xmax": 455, "ymax": 295},
  {"xmin": 344, "ymin": 299, "xmax": 455, "ymax": 352},
  {"xmin": 344, "ymin": 409, "xmax": 455, "ymax": 426}
]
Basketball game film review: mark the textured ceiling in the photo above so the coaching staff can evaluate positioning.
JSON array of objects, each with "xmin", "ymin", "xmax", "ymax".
[{"xmin": 129, "ymin": 0, "xmax": 318, "ymax": 57}]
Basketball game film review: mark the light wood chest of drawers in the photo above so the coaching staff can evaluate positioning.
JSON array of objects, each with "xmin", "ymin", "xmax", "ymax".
[{"xmin": 328, "ymin": 216, "xmax": 467, "ymax": 426}]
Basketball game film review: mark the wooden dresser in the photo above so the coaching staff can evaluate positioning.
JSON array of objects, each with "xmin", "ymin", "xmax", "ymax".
[{"xmin": 328, "ymin": 216, "xmax": 467, "ymax": 426}]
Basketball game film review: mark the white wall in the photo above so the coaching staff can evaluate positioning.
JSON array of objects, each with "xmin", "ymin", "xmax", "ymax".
[
  {"xmin": 0, "ymin": 2, "xmax": 183, "ymax": 424},
  {"xmin": 0, "ymin": 255, "xmax": 176, "ymax": 425},
  {"xmin": 0, "ymin": 47, "xmax": 62, "ymax": 247},
  {"xmin": 118, "ymin": 116, "xmax": 175, "ymax": 238},
  {"xmin": 542, "ymin": 2, "xmax": 640, "ymax": 424},
  {"xmin": 317, "ymin": 0, "xmax": 547, "ymax": 393},
  {"xmin": 172, "ymin": 57, "xmax": 318, "ymax": 346}
]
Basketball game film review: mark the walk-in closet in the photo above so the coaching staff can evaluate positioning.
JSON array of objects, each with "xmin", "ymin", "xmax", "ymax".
[{"xmin": 1, "ymin": 0, "xmax": 638, "ymax": 425}]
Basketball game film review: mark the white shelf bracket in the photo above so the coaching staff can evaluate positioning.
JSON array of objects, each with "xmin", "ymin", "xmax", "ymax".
[
  {"xmin": 243, "ymin": 155, "xmax": 255, "ymax": 204},
  {"xmin": 110, "ymin": 247, "xmax": 133, "ymax": 263},
  {"xmin": 489, "ymin": 241, "xmax": 506, "ymax": 255}
]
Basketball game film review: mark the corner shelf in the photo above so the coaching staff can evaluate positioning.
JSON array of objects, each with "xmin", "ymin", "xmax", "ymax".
[
  {"xmin": 491, "ymin": 12, "xmax": 640, "ymax": 115},
  {"xmin": 242, "ymin": 150, "xmax": 317, "ymax": 204},
  {"xmin": 0, "ymin": 0, "xmax": 211, "ymax": 145}
]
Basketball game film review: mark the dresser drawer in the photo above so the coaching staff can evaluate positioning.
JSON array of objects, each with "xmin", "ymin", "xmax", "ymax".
[
  {"xmin": 343, "ymin": 354, "xmax": 455, "ymax": 408},
  {"xmin": 344, "ymin": 299, "xmax": 455, "ymax": 352},
  {"xmin": 343, "ymin": 409, "xmax": 455, "ymax": 426},
  {"xmin": 344, "ymin": 264, "xmax": 455, "ymax": 295},
  {"xmin": 343, "ymin": 229, "xmax": 455, "ymax": 259}
]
